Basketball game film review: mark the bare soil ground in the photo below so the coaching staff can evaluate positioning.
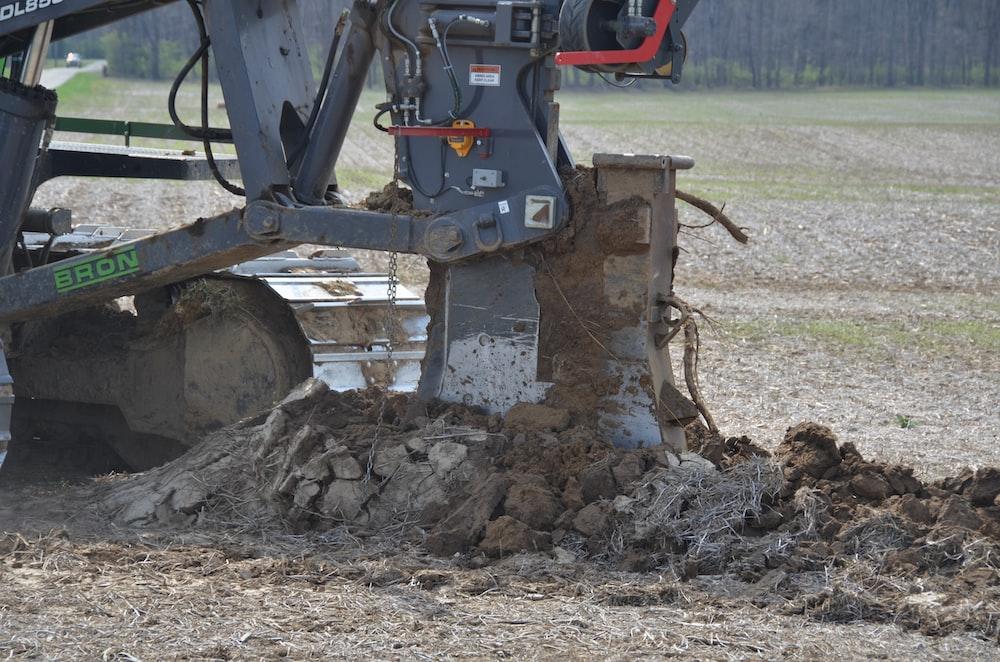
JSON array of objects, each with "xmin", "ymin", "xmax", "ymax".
[
  {"xmin": 4, "ymin": 524, "xmax": 994, "ymax": 659},
  {"xmin": 7, "ymin": 87, "xmax": 999, "ymax": 658},
  {"xmin": 3, "ymin": 390, "xmax": 1000, "ymax": 660}
]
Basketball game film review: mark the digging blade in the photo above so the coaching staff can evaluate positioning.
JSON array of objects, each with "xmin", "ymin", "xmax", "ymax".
[{"xmin": 420, "ymin": 155, "xmax": 698, "ymax": 450}]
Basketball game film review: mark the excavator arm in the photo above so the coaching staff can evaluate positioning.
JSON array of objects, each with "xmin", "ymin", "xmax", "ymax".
[{"xmin": 0, "ymin": 0, "xmax": 703, "ymax": 469}]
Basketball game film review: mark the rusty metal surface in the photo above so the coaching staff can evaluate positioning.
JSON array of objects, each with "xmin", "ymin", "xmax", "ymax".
[{"xmin": 594, "ymin": 154, "xmax": 692, "ymax": 450}]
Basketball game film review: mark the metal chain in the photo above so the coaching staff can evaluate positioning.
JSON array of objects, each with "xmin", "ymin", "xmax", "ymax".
[{"xmin": 362, "ymin": 221, "xmax": 400, "ymax": 493}]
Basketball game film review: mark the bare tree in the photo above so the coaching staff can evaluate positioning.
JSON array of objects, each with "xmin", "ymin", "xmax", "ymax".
[{"xmin": 60, "ymin": 0, "xmax": 1000, "ymax": 89}]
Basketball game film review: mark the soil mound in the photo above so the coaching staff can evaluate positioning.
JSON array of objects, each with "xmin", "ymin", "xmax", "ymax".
[
  {"xmin": 99, "ymin": 381, "xmax": 1000, "ymax": 559},
  {"xmin": 362, "ymin": 181, "xmax": 415, "ymax": 215},
  {"xmin": 96, "ymin": 381, "xmax": 1000, "ymax": 640}
]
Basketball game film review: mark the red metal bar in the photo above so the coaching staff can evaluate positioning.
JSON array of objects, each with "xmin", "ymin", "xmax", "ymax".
[
  {"xmin": 387, "ymin": 126, "xmax": 492, "ymax": 138},
  {"xmin": 554, "ymin": 0, "xmax": 677, "ymax": 67}
]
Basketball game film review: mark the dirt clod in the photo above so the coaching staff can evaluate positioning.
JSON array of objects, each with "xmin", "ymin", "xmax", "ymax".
[
  {"xmin": 504, "ymin": 475, "xmax": 563, "ymax": 531},
  {"xmin": 362, "ymin": 181, "xmax": 414, "ymax": 215},
  {"xmin": 426, "ymin": 473, "xmax": 510, "ymax": 556},
  {"xmin": 612, "ymin": 454, "xmax": 646, "ymax": 489},
  {"xmin": 777, "ymin": 422, "xmax": 842, "ymax": 479},
  {"xmin": 502, "ymin": 403, "xmax": 571, "ymax": 433},
  {"xmin": 578, "ymin": 465, "xmax": 617, "ymax": 504},
  {"xmin": 936, "ymin": 495, "xmax": 983, "ymax": 531},
  {"xmin": 891, "ymin": 494, "xmax": 934, "ymax": 524},
  {"xmin": 478, "ymin": 516, "xmax": 552, "ymax": 557},
  {"xmin": 573, "ymin": 502, "xmax": 611, "ymax": 537},
  {"xmin": 965, "ymin": 468, "xmax": 1000, "ymax": 506},
  {"xmin": 851, "ymin": 473, "xmax": 892, "ymax": 501}
]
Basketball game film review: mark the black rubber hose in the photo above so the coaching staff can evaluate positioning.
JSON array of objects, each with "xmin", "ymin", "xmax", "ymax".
[
  {"xmin": 168, "ymin": 40, "xmax": 214, "ymax": 140},
  {"xmin": 197, "ymin": 33, "xmax": 244, "ymax": 196},
  {"xmin": 167, "ymin": 12, "xmax": 231, "ymax": 144},
  {"xmin": 403, "ymin": 137, "xmax": 448, "ymax": 199},
  {"xmin": 440, "ymin": 21, "xmax": 463, "ymax": 120},
  {"xmin": 183, "ymin": 0, "xmax": 244, "ymax": 196}
]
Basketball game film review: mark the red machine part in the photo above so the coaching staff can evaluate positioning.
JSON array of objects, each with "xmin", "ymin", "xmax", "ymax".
[
  {"xmin": 386, "ymin": 126, "xmax": 492, "ymax": 138},
  {"xmin": 554, "ymin": 0, "xmax": 677, "ymax": 67}
]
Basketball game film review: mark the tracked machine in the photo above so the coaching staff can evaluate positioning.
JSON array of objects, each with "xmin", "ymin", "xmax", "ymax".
[{"xmin": 0, "ymin": 0, "xmax": 702, "ymax": 472}]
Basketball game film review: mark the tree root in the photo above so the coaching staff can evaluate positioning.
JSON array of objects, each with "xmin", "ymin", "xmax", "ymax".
[
  {"xmin": 676, "ymin": 189, "xmax": 749, "ymax": 244},
  {"xmin": 664, "ymin": 295, "xmax": 719, "ymax": 434}
]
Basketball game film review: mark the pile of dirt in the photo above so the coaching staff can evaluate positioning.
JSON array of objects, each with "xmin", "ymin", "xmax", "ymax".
[
  {"xmin": 526, "ymin": 167, "xmax": 659, "ymax": 428},
  {"xmin": 96, "ymin": 382, "xmax": 999, "ymax": 559},
  {"xmin": 361, "ymin": 181, "xmax": 415, "ymax": 215},
  {"xmin": 93, "ymin": 380, "xmax": 1000, "ymax": 639}
]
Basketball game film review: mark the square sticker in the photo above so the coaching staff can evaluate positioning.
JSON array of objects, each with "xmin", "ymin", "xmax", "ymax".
[
  {"xmin": 524, "ymin": 195, "xmax": 556, "ymax": 229},
  {"xmin": 469, "ymin": 64, "xmax": 502, "ymax": 87}
]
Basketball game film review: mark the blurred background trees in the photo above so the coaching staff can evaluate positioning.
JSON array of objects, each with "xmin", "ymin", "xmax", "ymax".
[{"xmin": 54, "ymin": 0, "xmax": 1000, "ymax": 88}]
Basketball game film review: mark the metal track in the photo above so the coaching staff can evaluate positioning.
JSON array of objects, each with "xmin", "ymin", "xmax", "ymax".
[{"xmin": 235, "ymin": 256, "xmax": 428, "ymax": 392}]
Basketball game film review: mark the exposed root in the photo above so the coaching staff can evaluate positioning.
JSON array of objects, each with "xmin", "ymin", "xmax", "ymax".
[
  {"xmin": 665, "ymin": 295, "xmax": 718, "ymax": 433},
  {"xmin": 676, "ymin": 189, "xmax": 749, "ymax": 244}
]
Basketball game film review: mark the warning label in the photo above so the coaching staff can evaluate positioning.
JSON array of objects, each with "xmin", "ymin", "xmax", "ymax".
[{"xmin": 469, "ymin": 64, "xmax": 502, "ymax": 87}]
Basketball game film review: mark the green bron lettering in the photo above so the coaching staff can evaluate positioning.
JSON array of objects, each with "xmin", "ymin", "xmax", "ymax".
[
  {"xmin": 116, "ymin": 250, "xmax": 139, "ymax": 271},
  {"xmin": 95, "ymin": 257, "xmax": 116, "ymax": 277},
  {"xmin": 74, "ymin": 263, "xmax": 95, "ymax": 282},
  {"xmin": 53, "ymin": 268, "xmax": 73, "ymax": 292},
  {"xmin": 53, "ymin": 247, "xmax": 141, "ymax": 294}
]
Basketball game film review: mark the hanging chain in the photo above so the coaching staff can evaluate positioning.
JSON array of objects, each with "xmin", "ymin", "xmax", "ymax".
[{"xmin": 363, "ymin": 220, "xmax": 400, "ymax": 493}]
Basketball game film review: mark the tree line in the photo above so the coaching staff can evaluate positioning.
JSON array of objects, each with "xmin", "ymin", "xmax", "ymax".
[
  {"xmin": 58, "ymin": 0, "xmax": 1000, "ymax": 88},
  {"xmin": 683, "ymin": 0, "xmax": 1000, "ymax": 88}
]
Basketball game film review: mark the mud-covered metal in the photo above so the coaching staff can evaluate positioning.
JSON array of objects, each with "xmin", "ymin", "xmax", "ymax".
[
  {"xmin": 13, "ymin": 229, "xmax": 429, "ymax": 396},
  {"xmin": 252, "ymin": 268, "xmax": 428, "ymax": 392},
  {"xmin": 421, "ymin": 154, "xmax": 697, "ymax": 449},
  {"xmin": 6, "ymin": 233, "xmax": 428, "ymax": 469},
  {"xmin": 419, "ymin": 257, "xmax": 550, "ymax": 412},
  {"xmin": 10, "ymin": 276, "xmax": 313, "ymax": 468},
  {"xmin": 594, "ymin": 152, "xmax": 695, "ymax": 450}
]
